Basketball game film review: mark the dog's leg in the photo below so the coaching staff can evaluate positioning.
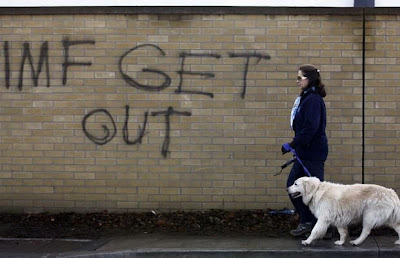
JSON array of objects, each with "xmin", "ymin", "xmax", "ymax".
[
  {"xmin": 350, "ymin": 211, "xmax": 380, "ymax": 246},
  {"xmin": 334, "ymin": 226, "xmax": 348, "ymax": 246},
  {"xmin": 302, "ymin": 219, "xmax": 328, "ymax": 246},
  {"xmin": 350, "ymin": 223, "xmax": 372, "ymax": 246}
]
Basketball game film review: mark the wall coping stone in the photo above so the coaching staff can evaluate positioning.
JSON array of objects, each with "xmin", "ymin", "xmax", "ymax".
[{"xmin": 0, "ymin": 7, "xmax": 398, "ymax": 16}]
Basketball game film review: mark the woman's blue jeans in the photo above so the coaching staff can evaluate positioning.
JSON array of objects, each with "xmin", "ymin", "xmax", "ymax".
[{"xmin": 286, "ymin": 159, "xmax": 325, "ymax": 224}]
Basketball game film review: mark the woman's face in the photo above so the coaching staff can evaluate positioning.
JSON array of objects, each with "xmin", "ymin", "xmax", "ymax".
[{"xmin": 297, "ymin": 70, "xmax": 309, "ymax": 91}]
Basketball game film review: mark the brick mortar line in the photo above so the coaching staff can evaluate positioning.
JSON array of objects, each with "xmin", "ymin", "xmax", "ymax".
[{"xmin": 0, "ymin": 7, "xmax": 393, "ymax": 15}]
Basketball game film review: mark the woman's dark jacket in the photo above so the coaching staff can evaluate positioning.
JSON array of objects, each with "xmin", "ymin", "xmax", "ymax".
[{"xmin": 291, "ymin": 88, "xmax": 328, "ymax": 161}]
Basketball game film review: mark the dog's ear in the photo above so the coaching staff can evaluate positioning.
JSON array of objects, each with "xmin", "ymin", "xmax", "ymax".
[{"xmin": 302, "ymin": 179, "xmax": 317, "ymax": 205}]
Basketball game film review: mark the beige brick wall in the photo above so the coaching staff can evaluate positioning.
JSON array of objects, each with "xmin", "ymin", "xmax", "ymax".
[
  {"xmin": 364, "ymin": 14, "xmax": 400, "ymax": 188},
  {"xmin": 0, "ymin": 9, "xmax": 398, "ymax": 212}
]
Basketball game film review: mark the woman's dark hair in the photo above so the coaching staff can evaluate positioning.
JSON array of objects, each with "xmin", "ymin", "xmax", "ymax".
[{"xmin": 299, "ymin": 64, "xmax": 326, "ymax": 98}]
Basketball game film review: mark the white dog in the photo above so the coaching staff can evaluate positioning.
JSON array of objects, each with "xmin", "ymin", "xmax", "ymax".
[{"xmin": 287, "ymin": 176, "xmax": 400, "ymax": 246}]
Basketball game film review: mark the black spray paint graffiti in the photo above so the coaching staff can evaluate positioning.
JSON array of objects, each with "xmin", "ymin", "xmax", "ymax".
[
  {"xmin": 82, "ymin": 106, "xmax": 192, "ymax": 157},
  {"xmin": 81, "ymin": 108, "xmax": 117, "ymax": 145},
  {"xmin": 229, "ymin": 53, "xmax": 271, "ymax": 99},
  {"xmin": 4, "ymin": 41, "xmax": 51, "ymax": 90},
  {"xmin": 3, "ymin": 39, "xmax": 271, "ymax": 157},
  {"xmin": 151, "ymin": 106, "xmax": 192, "ymax": 157},
  {"xmin": 175, "ymin": 52, "xmax": 222, "ymax": 98},
  {"xmin": 4, "ymin": 38, "xmax": 96, "ymax": 90},
  {"xmin": 4, "ymin": 41, "xmax": 10, "ymax": 89},
  {"xmin": 3, "ymin": 41, "xmax": 270, "ymax": 99},
  {"xmin": 118, "ymin": 44, "xmax": 271, "ymax": 99},
  {"xmin": 62, "ymin": 38, "xmax": 96, "ymax": 85},
  {"xmin": 123, "ymin": 105, "xmax": 148, "ymax": 145},
  {"xmin": 19, "ymin": 41, "xmax": 50, "ymax": 90},
  {"xmin": 119, "ymin": 44, "xmax": 172, "ymax": 92}
]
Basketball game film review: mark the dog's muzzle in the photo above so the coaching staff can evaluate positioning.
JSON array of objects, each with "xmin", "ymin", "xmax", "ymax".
[
  {"xmin": 289, "ymin": 192, "xmax": 301, "ymax": 199},
  {"xmin": 287, "ymin": 186, "xmax": 302, "ymax": 199}
]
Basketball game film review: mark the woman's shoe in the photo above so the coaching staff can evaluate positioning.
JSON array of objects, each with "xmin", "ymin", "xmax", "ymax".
[{"xmin": 290, "ymin": 222, "xmax": 313, "ymax": 236}]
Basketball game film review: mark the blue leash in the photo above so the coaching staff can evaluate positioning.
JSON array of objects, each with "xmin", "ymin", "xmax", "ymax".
[{"xmin": 275, "ymin": 147, "xmax": 311, "ymax": 177}]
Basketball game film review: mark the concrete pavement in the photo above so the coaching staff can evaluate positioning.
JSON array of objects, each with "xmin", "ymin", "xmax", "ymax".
[{"xmin": 0, "ymin": 233, "xmax": 399, "ymax": 257}]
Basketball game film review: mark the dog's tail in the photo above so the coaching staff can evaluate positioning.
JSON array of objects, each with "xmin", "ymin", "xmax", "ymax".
[{"xmin": 389, "ymin": 189, "xmax": 400, "ymax": 224}]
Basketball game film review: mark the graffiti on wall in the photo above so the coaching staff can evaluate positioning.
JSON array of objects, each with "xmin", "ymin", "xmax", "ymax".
[
  {"xmin": 4, "ymin": 38, "xmax": 96, "ymax": 90},
  {"xmin": 2, "ymin": 39, "xmax": 271, "ymax": 157}
]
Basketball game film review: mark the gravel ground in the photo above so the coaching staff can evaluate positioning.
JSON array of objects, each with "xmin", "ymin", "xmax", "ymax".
[
  {"xmin": 0, "ymin": 210, "xmax": 297, "ymax": 239},
  {"xmin": 0, "ymin": 210, "xmax": 395, "ymax": 239}
]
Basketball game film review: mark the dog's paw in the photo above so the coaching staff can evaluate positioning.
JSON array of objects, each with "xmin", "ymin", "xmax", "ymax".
[
  {"xmin": 334, "ymin": 240, "xmax": 344, "ymax": 246},
  {"xmin": 301, "ymin": 240, "xmax": 310, "ymax": 246},
  {"xmin": 395, "ymin": 240, "xmax": 400, "ymax": 245},
  {"xmin": 349, "ymin": 240, "xmax": 358, "ymax": 246}
]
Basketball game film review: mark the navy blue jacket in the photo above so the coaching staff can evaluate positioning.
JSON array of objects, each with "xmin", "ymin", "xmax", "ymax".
[{"xmin": 291, "ymin": 88, "xmax": 328, "ymax": 161}]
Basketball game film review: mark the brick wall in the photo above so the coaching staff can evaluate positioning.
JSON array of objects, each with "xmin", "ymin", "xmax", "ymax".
[
  {"xmin": 0, "ymin": 8, "xmax": 398, "ymax": 212},
  {"xmin": 364, "ymin": 14, "xmax": 400, "ymax": 187}
]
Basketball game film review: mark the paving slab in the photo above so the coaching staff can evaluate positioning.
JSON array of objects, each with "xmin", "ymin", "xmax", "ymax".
[
  {"xmin": 0, "ymin": 237, "xmax": 105, "ymax": 258},
  {"xmin": 0, "ymin": 233, "xmax": 399, "ymax": 257},
  {"xmin": 64, "ymin": 233, "xmax": 399, "ymax": 257}
]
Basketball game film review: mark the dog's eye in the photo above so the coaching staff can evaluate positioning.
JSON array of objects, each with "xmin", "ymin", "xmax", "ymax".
[{"xmin": 294, "ymin": 182, "xmax": 297, "ymax": 186}]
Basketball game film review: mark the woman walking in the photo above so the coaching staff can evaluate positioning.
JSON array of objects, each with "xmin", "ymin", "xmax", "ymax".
[{"xmin": 282, "ymin": 64, "xmax": 328, "ymax": 237}]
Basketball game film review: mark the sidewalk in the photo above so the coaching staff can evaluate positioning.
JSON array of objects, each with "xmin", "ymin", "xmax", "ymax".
[{"xmin": 0, "ymin": 233, "xmax": 399, "ymax": 257}]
